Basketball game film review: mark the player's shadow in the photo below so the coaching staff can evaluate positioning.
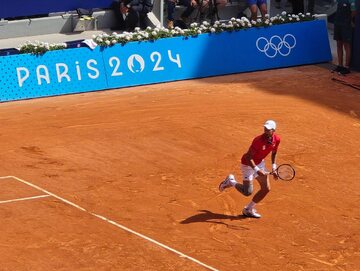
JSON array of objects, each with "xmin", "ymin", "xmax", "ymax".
[{"xmin": 180, "ymin": 210, "xmax": 249, "ymax": 229}]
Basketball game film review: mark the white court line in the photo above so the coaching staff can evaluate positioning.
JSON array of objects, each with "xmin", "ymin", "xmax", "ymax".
[
  {"xmin": 0, "ymin": 194, "xmax": 50, "ymax": 204},
  {"xmin": 2, "ymin": 176, "xmax": 219, "ymax": 271}
]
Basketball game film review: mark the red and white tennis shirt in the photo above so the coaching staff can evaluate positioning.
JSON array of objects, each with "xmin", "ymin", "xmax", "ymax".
[{"xmin": 241, "ymin": 133, "xmax": 281, "ymax": 166}]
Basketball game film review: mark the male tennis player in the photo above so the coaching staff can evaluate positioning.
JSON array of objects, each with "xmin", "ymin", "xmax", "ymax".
[{"xmin": 218, "ymin": 120, "xmax": 280, "ymax": 218}]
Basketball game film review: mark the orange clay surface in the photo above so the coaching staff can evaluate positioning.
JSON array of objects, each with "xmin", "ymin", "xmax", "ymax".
[{"xmin": 0, "ymin": 65, "xmax": 359, "ymax": 271}]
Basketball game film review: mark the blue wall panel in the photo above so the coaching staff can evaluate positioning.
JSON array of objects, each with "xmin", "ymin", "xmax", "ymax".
[
  {"xmin": 0, "ymin": 47, "xmax": 107, "ymax": 101},
  {"xmin": 0, "ymin": 20, "xmax": 331, "ymax": 102},
  {"xmin": 102, "ymin": 20, "xmax": 331, "ymax": 88}
]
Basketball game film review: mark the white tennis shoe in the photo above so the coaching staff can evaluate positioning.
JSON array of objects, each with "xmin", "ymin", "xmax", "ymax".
[
  {"xmin": 218, "ymin": 174, "xmax": 234, "ymax": 192},
  {"xmin": 242, "ymin": 207, "xmax": 261, "ymax": 218}
]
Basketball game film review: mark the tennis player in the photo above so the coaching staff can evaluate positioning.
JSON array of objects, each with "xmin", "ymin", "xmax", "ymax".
[{"xmin": 218, "ymin": 120, "xmax": 280, "ymax": 218}]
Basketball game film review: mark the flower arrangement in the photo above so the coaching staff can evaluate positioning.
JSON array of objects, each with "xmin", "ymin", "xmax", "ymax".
[
  {"xmin": 92, "ymin": 12, "xmax": 314, "ymax": 47},
  {"xmin": 19, "ymin": 12, "xmax": 314, "ymax": 54},
  {"xmin": 19, "ymin": 40, "xmax": 67, "ymax": 55}
]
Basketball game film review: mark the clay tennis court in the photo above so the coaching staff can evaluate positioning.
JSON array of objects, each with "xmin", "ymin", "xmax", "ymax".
[{"xmin": 0, "ymin": 64, "xmax": 359, "ymax": 271}]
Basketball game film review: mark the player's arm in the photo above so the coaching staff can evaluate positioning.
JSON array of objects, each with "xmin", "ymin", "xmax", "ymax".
[
  {"xmin": 244, "ymin": 149, "xmax": 266, "ymax": 176},
  {"xmin": 271, "ymin": 151, "xmax": 278, "ymax": 179},
  {"xmin": 271, "ymin": 151, "xmax": 277, "ymax": 169}
]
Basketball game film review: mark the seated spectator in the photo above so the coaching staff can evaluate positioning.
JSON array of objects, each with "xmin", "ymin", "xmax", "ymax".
[
  {"xmin": 247, "ymin": 0, "xmax": 267, "ymax": 21},
  {"xmin": 167, "ymin": 0, "xmax": 197, "ymax": 28},
  {"xmin": 197, "ymin": 0, "xmax": 228, "ymax": 23},
  {"xmin": 291, "ymin": 0, "xmax": 304, "ymax": 14},
  {"xmin": 274, "ymin": 0, "xmax": 291, "ymax": 10},
  {"xmin": 307, "ymin": 0, "xmax": 315, "ymax": 14},
  {"xmin": 167, "ymin": 0, "xmax": 227, "ymax": 28},
  {"xmin": 111, "ymin": 0, "xmax": 153, "ymax": 31}
]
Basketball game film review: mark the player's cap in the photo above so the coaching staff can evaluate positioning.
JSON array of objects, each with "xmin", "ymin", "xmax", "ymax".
[{"xmin": 264, "ymin": 120, "xmax": 276, "ymax": 130}]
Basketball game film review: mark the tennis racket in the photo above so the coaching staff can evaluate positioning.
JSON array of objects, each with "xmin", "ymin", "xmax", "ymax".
[{"xmin": 270, "ymin": 164, "xmax": 296, "ymax": 181}]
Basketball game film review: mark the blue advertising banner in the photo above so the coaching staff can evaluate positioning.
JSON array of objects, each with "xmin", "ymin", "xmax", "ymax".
[
  {"xmin": 102, "ymin": 20, "xmax": 331, "ymax": 88},
  {"xmin": 0, "ymin": 20, "xmax": 331, "ymax": 102},
  {"xmin": 0, "ymin": 47, "xmax": 107, "ymax": 101},
  {"xmin": 0, "ymin": 0, "xmax": 113, "ymax": 19}
]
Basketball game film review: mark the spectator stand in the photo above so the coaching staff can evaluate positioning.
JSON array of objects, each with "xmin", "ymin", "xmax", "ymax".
[{"xmin": 161, "ymin": 0, "xmax": 273, "ymax": 27}]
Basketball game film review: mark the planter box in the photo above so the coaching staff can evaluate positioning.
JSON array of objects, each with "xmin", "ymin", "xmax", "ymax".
[{"xmin": 0, "ymin": 20, "xmax": 331, "ymax": 102}]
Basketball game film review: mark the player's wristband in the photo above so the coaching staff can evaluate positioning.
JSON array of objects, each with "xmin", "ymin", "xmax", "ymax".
[
  {"xmin": 253, "ymin": 166, "xmax": 260, "ymax": 172},
  {"xmin": 272, "ymin": 164, "xmax": 277, "ymax": 171}
]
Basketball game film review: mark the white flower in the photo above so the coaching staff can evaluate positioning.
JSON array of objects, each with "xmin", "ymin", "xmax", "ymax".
[
  {"xmin": 134, "ymin": 27, "xmax": 141, "ymax": 32},
  {"xmin": 241, "ymin": 17, "xmax": 249, "ymax": 22},
  {"xmin": 210, "ymin": 28, "xmax": 215, "ymax": 33}
]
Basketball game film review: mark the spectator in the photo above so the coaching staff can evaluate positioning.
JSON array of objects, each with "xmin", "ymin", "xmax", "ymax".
[
  {"xmin": 111, "ymin": 0, "xmax": 153, "ymax": 31},
  {"xmin": 332, "ymin": 0, "xmax": 357, "ymax": 75},
  {"xmin": 307, "ymin": 0, "xmax": 315, "ymax": 14},
  {"xmin": 274, "ymin": 0, "xmax": 291, "ymax": 11},
  {"xmin": 291, "ymin": 0, "xmax": 304, "ymax": 14},
  {"xmin": 197, "ymin": 0, "xmax": 228, "ymax": 23},
  {"xmin": 167, "ymin": 0, "xmax": 197, "ymax": 28},
  {"xmin": 247, "ymin": 0, "xmax": 267, "ymax": 21}
]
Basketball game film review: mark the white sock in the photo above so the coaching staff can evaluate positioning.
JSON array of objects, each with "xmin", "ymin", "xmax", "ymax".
[
  {"xmin": 228, "ymin": 175, "xmax": 237, "ymax": 186},
  {"xmin": 246, "ymin": 201, "xmax": 256, "ymax": 210}
]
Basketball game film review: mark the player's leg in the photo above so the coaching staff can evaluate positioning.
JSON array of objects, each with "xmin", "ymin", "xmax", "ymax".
[
  {"xmin": 242, "ymin": 175, "xmax": 270, "ymax": 218},
  {"xmin": 340, "ymin": 26, "xmax": 353, "ymax": 74},
  {"xmin": 218, "ymin": 164, "xmax": 253, "ymax": 196},
  {"xmin": 167, "ymin": 0, "xmax": 177, "ymax": 28},
  {"xmin": 243, "ymin": 161, "xmax": 269, "ymax": 218},
  {"xmin": 344, "ymin": 42, "xmax": 352, "ymax": 69},
  {"xmin": 247, "ymin": 0, "xmax": 258, "ymax": 21},
  {"xmin": 253, "ymin": 174, "xmax": 271, "ymax": 203},
  {"xmin": 258, "ymin": 0, "xmax": 267, "ymax": 19}
]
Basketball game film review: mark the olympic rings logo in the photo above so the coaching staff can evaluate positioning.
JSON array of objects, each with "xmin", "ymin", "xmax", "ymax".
[{"xmin": 256, "ymin": 34, "xmax": 296, "ymax": 58}]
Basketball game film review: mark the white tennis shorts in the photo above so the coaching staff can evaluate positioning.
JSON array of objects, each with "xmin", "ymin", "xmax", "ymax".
[{"xmin": 241, "ymin": 160, "xmax": 267, "ymax": 181}]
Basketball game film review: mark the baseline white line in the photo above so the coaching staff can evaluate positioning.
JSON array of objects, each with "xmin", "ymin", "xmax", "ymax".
[
  {"xmin": 8, "ymin": 176, "xmax": 219, "ymax": 271},
  {"xmin": 0, "ymin": 194, "xmax": 50, "ymax": 204}
]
